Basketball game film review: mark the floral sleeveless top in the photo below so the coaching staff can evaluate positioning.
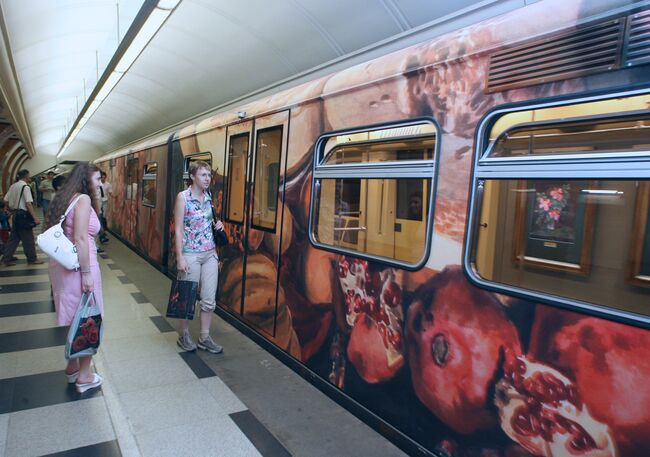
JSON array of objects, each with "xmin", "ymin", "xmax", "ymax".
[{"xmin": 181, "ymin": 187, "xmax": 215, "ymax": 253}]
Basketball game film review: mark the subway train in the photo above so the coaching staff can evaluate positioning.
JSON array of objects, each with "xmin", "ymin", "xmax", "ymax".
[{"xmin": 95, "ymin": 1, "xmax": 650, "ymax": 456}]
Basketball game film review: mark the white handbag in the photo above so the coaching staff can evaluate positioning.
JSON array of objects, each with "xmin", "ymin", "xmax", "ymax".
[{"xmin": 37, "ymin": 195, "xmax": 83, "ymax": 270}]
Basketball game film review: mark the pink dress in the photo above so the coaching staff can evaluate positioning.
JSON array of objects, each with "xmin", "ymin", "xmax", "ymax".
[{"xmin": 49, "ymin": 203, "xmax": 104, "ymax": 326}]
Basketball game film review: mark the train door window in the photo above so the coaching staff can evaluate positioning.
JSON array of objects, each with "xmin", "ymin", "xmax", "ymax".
[
  {"xmin": 251, "ymin": 126, "xmax": 282, "ymax": 231},
  {"xmin": 226, "ymin": 133, "xmax": 250, "ymax": 223},
  {"xmin": 310, "ymin": 119, "xmax": 439, "ymax": 269},
  {"xmin": 183, "ymin": 152, "xmax": 212, "ymax": 181},
  {"xmin": 142, "ymin": 162, "xmax": 157, "ymax": 207},
  {"xmin": 466, "ymin": 90, "xmax": 650, "ymax": 323},
  {"xmin": 126, "ymin": 157, "xmax": 138, "ymax": 200}
]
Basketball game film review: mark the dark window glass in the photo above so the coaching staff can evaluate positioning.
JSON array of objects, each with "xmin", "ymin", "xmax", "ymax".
[
  {"xmin": 252, "ymin": 127, "xmax": 282, "ymax": 231},
  {"xmin": 142, "ymin": 162, "xmax": 157, "ymax": 207},
  {"xmin": 226, "ymin": 133, "xmax": 249, "ymax": 223}
]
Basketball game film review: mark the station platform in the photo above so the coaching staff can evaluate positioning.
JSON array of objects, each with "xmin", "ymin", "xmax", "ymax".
[{"xmin": 0, "ymin": 211, "xmax": 407, "ymax": 457}]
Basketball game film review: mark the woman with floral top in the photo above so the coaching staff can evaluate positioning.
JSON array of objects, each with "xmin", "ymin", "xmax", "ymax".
[{"xmin": 173, "ymin": 160, "xmax": 224, "ymax": 353}]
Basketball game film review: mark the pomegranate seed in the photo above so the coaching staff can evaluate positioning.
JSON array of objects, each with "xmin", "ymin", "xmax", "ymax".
[
  {"xmin": 540, "ymin": 417, "xmax": 554, "ymax": 442},
  {"xmin": 366, "ymin": 296, "xmax": 377, "ymax": 314},
  {"xmin": 353, "ymin": 294, "xmax": 363, "ymax": 313},
  {"xmin": 569, "ymin": 428, "xmax": 597, "ymax": 452},
  {"xmin": 511, "ymin": 407, "xmax": 535, "ymax": 436}
]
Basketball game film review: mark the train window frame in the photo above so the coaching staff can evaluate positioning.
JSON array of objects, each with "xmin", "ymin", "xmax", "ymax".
[
  {"xmin": 464, "ymin": 87, "xmax": 650, "ymax": 328},
  {"xmin": 141, "ymin": 161, "xmax": 158, "ymax": 208},
  {"xmin": 308, "ymin": 117, "xmax": 440, "ymax": 271},
  {"xmin": 250, "ymin": 125, "xmax": 283, "ymax": 233}
]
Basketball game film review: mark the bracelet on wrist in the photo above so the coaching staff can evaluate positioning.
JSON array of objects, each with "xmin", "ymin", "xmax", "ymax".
[{"xmin": 80, "ymin": 269, "xmax": 91, "ymax": 274}]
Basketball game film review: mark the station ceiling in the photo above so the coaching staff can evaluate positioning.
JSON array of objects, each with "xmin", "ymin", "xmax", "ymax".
[{"xmin": 0, "ymin": 0, "xmax": 537, "ymax": 176}]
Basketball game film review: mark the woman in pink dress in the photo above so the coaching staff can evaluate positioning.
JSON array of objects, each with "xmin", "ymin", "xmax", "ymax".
[{"xmin": 46, "ymin": 162, "xmax": 104, "ymax": 393}]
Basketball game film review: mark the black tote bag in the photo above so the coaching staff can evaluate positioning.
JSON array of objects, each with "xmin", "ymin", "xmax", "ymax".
[{"xmin": 166, "ymin": 279, "xmax": 198, "ymax": 320}]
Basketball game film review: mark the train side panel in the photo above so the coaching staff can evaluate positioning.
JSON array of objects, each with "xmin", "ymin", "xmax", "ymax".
[{"xmin": 95, "ymin": 1, "xmax": 650, "ymax": 455}]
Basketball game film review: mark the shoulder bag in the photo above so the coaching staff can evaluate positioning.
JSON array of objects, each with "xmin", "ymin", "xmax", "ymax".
[
  {"xmin": 13, "ymin": 185, "xmax": 36, "ymax": 230},
  {"xmin": 36, "ymin": 195, "xmax": 83, "ymax": 269},
  {"xmin": 211, "ymin": 205, "xmax": 228, "ymax": 246}
]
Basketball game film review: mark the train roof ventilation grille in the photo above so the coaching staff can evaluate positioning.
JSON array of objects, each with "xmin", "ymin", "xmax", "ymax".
[
  {"xmin": 486, "ymin": 18, "xmax": 624, "ymax": 93},
  {"xmin": 624, "ymin": 10, "xmax": 650, "ymax": 67}
]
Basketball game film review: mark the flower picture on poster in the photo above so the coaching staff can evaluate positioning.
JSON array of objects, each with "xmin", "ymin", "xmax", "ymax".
[
  {"xmin": 628, "ymin": 182, "xmax": 650, "ymax": 286},
  {"xmin": 513, "ymin": 180, "xmax": 596, "ymax": 274}
]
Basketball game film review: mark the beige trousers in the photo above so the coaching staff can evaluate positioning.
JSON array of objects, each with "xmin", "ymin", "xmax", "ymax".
[{"xmin": 179, "ymin": 249, "xmax": 219, "ymax": 312}]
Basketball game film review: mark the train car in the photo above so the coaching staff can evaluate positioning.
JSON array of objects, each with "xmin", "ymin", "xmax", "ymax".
[{"xmin": 95, "ymin": 1, "xmax": 650, "ymax": 455}]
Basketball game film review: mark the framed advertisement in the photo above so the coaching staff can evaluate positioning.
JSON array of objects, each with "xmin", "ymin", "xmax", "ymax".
[
  {"xmin": 513, "ymin": 180, "xmax": 596, "ymax": 274},
  {"xmin": 628, "ymin": 182, "xmax": 650, "ymax": 286}
]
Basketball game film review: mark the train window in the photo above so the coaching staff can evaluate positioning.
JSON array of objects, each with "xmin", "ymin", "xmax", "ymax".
[
  {"xmin": 226, "ymin": 133, "xmax": 249, "ymax": 224},
  {"xmin": 126, "ymin": 157, "xmax": 138, "ymax": 200},
  {"xmin": 313, "ymin": 177, "xmax": 431, "ymax": 264},
  {"xmin": 467, "ymin": 90, "xmax": 650, "ymax": 323},
  {"xmin": 183, "ymin": 152, "xmax": 212, "ymax": 181},
  {"xmin": 310, "ymin": 119, "xmax": 438, "ymax": 269},
  {"xmin": 251, "ymin": 126, "xmax": 282, "ymax": 231},
  {"xmin": 142, "ymin": 162, "xmax": 157, "ymax": 208}
]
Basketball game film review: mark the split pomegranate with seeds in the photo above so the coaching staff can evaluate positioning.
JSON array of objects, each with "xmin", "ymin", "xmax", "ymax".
[
  {"xmin": 337, "ymin": 256, "xmax": 405, "ymax": 383},
  {"xmin": 495, "ymin": 355, "xmax": 616, "ymax": 457}
]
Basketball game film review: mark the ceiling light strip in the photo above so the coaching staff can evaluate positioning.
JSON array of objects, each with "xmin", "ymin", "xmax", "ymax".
[{"xmin": 57, "ymin": 0, "xmax": 181, "ymax": 158}]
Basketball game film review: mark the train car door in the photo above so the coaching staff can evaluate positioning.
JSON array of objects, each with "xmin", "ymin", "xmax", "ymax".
[{"xmin": 219, "ymin": 111, "xmax": 289, "ymax": 338}]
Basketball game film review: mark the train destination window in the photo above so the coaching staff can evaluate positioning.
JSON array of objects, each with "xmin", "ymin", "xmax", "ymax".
[
  {"xmin": 142, "ymin": 162, "xmax": 157, "ymax": 208},
  {"xmin": 251, "ymin": 126, "xmax": 282, "ymax": 231},
  {"xmin": 311, "ymin": 120, "xmax": 438, "ymax": 268},
  {"xmin": 468, "ymin": 91, "xmax": 650, "ymax": 321},
  {"xmin": 226, "ymin": 133, "xmax": 249, "ymax": 224}
]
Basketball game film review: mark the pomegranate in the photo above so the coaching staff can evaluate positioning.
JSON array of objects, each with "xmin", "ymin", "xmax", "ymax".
[
  {"xmin": 405, "ymin": 266, "xmax": 522, "ymax": 434},
  {"xmin": 496, "ymin": 355, "xmax": 616, "ymax": 457},
  {"xmin": 338, "ymin": 256, "xmax": 405, "ymax": 383},
  {"xmin": 531, "ymin": 311, "xmax": 650, "ymax": 456}
]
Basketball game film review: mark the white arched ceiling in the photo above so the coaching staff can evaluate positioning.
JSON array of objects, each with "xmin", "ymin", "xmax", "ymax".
[{"xmin": 2, "ymin": 0, "xmax": 536, "ymax": 170}]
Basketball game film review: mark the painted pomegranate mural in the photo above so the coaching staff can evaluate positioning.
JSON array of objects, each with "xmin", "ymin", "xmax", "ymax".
[
  {"xmin": 496, "ymin": 355, "xmax": 616, "ymax": 457},
  {"xmin": 337, "ymin": 256, "xmax": 405, "ymax": 383},
  {"xmin": 529, "ymin": 309, "xmax": 650, "ymax": 456},
  {"xmin": 405, "ymin": 266, "xmax": 522, "ymax": 435}
]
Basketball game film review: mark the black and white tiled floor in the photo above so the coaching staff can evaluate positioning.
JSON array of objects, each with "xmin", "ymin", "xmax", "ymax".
[{"xmin": 0, "ymin": 237, "xmax": 287, "ymax": 456}]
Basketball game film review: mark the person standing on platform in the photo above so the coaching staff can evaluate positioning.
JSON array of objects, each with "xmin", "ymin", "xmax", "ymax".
[
  {"xmin": 96, "ymin": 171, "xmax": 111, "ymax": 244},
  {"xmin": 46, "ymin": 162, "xmax": 104, "ymax": 393},
  {"xmin": 2, "ymin": 169, "xmax": 44, "ymax": 266},
  {"xmin": 39, "ymin": 171, "xmax": 55, "ymax": 216},
  {"xmin": 173, "ymin": 160, "xmax": 224, "ymax": 354}
]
